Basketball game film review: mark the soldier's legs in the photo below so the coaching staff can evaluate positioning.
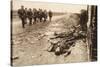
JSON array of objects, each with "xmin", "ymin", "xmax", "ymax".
[
  {"xmin": 40, "ymin": 17, "xmax": 42, "ymax": 22},
  {"xmin": 44, "ymin": 18, "xmax": 47, "ymax": 22},
  {"xmin": 24, "ymin": 18, "xmax": 27, "ymax": 24},
  {"xmin": 50, "ymin": 17, "xmax": 52, "ymax": 21},
  {"xmin": 29, "ymin": 18, "xmax": 32, "ymax": 25},
  {"xmin": 83, "ymin": 24, "xmax": 87, "ymax": 33},
  {"xmin": 80, "ymin": 22, "xmax": 83, "ymax": 31},
  {"xmin": 34, "ymin": 17, "xmax": 36, "ymax": 23},
  {"xmin": 21, "ymin": 18, "xmax": 25, "ymax": 28},
  {"xmin": 49, "ymin": 17, "xmax": 51, "ymax": 21}
]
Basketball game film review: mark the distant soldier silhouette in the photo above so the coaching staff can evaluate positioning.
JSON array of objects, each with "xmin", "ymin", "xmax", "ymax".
[
  {"xmin": 24, "ymin": 8, "xmax": 28, "ymax": 24},
  {"xmin": 48, "ymin": 10, "xmax": 53, "ymax": 21},
  {"xmin": 32, "ymin": 8, "xmax": 35, "ymax": 24},
  {"xmin": 38, "ymin": 9, "xmax": 43, "ymax": 22},
  {"xmin": 27, "ymin": 8, "xmax": 33, "ymax": 25},
  {"xmin": 33, "ymin": 9, "xmax": 38, "ymax": 23},
  {"xmin": 18, "ymin": 6, "xmax": 25, "ymax": 28},
  {"xmin": 80, "ymin": 9, "xmax": 88, "ymax": 32},
  {"xmin": 43, "ymin": 10, "xmax": 48, "ymax": 22}
]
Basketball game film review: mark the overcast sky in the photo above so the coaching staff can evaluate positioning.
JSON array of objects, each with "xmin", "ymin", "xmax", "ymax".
[{"xmin": 12, "ymin": 0, "xmax": 87, "ymax": 13}]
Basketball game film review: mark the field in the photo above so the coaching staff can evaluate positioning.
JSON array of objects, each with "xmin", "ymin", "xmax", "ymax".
[{"xmin": 11, "ymin": 12, "xmax": 89, "ymax": 66}]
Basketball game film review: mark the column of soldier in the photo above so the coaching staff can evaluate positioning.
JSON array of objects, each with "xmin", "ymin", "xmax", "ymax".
[{"xmin": 18, "ymin": 6, "xmax": 53, "ymax": 28}]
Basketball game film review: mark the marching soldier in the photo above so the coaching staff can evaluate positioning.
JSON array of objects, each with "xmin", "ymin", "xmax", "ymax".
[
  {"xmin": 27, "ymin": 8, "xmax": 33, "ymax": 25},
  {"xmin": 38, "ymin": 9, "xmax": 43, "ymax": 22},
  {"xmin": 18, "ymin": 6, "xmax": 25, "ymax": 28},
  {"xmin": 48, "ymin": 10, "xmax": 53, "ymax": 21},
  {"xmin": 33, "ymin": 8, "xmax": 38, "ymax": 23},
  {"xmin": 43, "ymin": 10, "xmax": 48, "ymax": 22},
  {"xmin": 24, "ymin": 8, "xmax": 28, "ymax": 24},
  {"xmin": 32, "ymin": 8, "xmax": 35, "ymax": 24}
]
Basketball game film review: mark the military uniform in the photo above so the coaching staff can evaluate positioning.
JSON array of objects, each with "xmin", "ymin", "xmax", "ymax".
[
  {"xmin": 48, "ymin": 11, "xmax": 53, "ymax": 21},
  {"xmin": 38, "ymin": 10, "xmax": 43, "ymax": 22},
  {"xmin": 43, "ymin": 10, "xmax": 48, "ymax": 22},
  {"xmin": 18, "ymin": 9, "xmax": 25, "ymax": 28},
  {"xmin": 24, "ymin": 9, "xmax": 28, "ymax": 24},
  {"xmin": 27, "ymin": 9, "xmax": 33, "ymax": 25},
  {"xmin": 80, "ymin": 10, "xmax": 88, "ymax": 32},
  {"xmin": 33, "ymin": 10, "xmax": 38, "ymax": 22}
]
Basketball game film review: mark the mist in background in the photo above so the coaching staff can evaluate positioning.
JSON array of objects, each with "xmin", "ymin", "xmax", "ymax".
[{"xmin": 12, "ymin": 0, "xmax": 87, "ymax": 13}]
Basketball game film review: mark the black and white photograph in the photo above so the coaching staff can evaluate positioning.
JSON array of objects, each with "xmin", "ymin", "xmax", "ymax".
[{"xmin": 11, "ymin": 0, "xmax": 97, "ymax": 66}]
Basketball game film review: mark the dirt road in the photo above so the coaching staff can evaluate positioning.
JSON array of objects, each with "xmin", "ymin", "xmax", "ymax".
[{"xmin": 12, "ymin": 14, "xmax": 89, "ymax": 66}]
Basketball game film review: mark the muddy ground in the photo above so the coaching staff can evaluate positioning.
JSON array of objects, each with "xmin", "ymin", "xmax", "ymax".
[{"xmin": 12, "ymin": 13, "xmax": 89, "ymax": 66}]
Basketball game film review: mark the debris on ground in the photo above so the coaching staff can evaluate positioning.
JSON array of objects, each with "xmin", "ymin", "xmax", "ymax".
[{"xmin": 12, "ymin": 56, "xmax": 19, "ymax": 60}]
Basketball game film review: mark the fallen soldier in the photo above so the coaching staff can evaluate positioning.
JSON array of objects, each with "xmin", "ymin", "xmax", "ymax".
[{"xmin": 47, "ymin": 26, "xmax": 87, "ymax": 57}]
